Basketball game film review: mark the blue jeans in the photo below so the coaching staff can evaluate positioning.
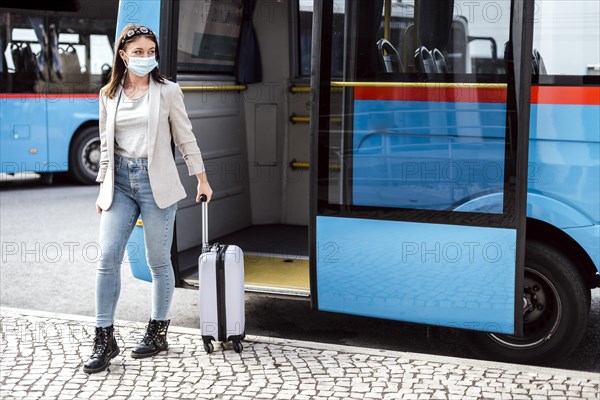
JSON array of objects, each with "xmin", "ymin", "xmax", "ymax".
[{"xmin": 96, "ymin": 154, "xmax": 177, "ymax": 328}]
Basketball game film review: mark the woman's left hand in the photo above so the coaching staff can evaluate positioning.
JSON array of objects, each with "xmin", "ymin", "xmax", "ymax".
[{"xmin": 195, "ymin": 172, "xmax": 213, "ymax": 203}]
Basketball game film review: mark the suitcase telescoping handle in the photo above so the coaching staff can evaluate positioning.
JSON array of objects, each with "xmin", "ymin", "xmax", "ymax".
[{"xmin": 200, "ymin": 194, "xmax": 209, "ymax": 253}]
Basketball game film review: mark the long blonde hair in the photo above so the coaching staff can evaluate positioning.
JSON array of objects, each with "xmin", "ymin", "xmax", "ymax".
[{"xmin": 102, "ymin": 25, "xmax": 165, "ymax": 99}]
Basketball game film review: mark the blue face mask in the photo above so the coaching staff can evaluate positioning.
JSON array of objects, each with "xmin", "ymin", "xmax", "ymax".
[{"xmin": 125, "ymin": 55, "xmax": 158, "ymax": 77}]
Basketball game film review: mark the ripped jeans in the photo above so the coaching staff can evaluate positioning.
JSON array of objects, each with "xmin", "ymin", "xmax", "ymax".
[{"xmin": 95, "ymin": 154, "xmax": 177, "ymax": 328}]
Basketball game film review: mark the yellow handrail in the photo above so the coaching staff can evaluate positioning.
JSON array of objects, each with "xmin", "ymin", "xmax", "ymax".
[
  {"xmin": 289, "ymin": 161, "xmax": 310, "ymax": 169},
  {"xmin": 289, "ymin": 82, "xmax": 507, "ymax": 93},
  {"xmin": 384, "ymin": 0, "xmax": 391, "ymax": 41},
  {"xmin": 290, "ymin": 115, "xmax": 311, "ymax": 124},
  {"xmin": 289, "ymin": 115, "xmax": 345, "ymax": 124},
  {"xmin": 289, "ymin": 85, "xmax": 311, "ymax": 93},
  {"xmin": 180, "ymin": 85, "xmax": 247, "ymax": 92},
  {"xmin": 289, "ymin": 84, "xmax": 348, "ymax": 93},
  {"xmin": 289, "ymin": 160, "xmax": 341, "ymax": 170}
]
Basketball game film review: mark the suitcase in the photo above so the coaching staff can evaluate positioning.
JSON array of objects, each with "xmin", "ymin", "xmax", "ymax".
[{"xmin": 198, "ymin": 195, "xmax": 245, "ymax": 353}]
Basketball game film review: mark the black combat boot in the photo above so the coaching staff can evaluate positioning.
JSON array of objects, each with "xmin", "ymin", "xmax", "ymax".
[
  {"xmin": 82, "ymin": 325, "xmax": 120, "ymax": 374},
  {"xmin": 131, "ymin": 319, "xmax": 170, "ymax": 358}
]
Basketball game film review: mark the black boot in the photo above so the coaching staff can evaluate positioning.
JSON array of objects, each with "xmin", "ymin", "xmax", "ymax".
[
  {"xmin": 82, "ymin": 325, "xmax": 120, "ymax": 374},
  {"xmin": 131, "ymin": 319, "xmax": 170, "ymax": 358}
]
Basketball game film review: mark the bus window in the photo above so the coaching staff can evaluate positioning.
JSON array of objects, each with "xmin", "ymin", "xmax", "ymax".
[
  {"xmin": 176, "ymin": 0, "xmax": 243, "ymax": 74},
  {"xmin": 90, "ymin": 35, "xmax": 114, "ymax": 76},
  {"xmin": 297, "ymin": 0, "xmax": 346, "ymax": 78},
  {"xmin": 1, "ymin": 15, "xmax": 47, "ymax": 93},
  {"xmin": 347, "ymin": 1, "xmax": 511, "ymax": 212},
  {"xmin": 1, "ymin": 10, "xmax": 115, "ymax": 94},
  {"xmin": 533, "ymin": 0, "xmax": 600, "ymax": 76},
  {"xmin": 1, "ymin": 2, "xmax": 117, "ymax": 184},
  {"xmin": 297, "ymin": 0, "xmax": 415, "ymax": 78},
  {"xmin": 50, "ymin": 15, "xmax": 115, "ymax": 93},
  {"xmin": 297, "ymin": 0, "xmax": 510, "ymax": 78}
]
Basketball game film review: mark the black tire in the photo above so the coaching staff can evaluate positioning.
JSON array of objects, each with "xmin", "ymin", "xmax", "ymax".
[
  {"xmin": 466, "ymin": 240, "xmax": 591, "ymax": 364},
  {"xmin": 69, "ymin": 126, "xmax": 100, "ymax": 185}
]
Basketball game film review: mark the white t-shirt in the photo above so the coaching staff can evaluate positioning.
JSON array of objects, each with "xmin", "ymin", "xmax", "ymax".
[{"xmin": 114, "ymin": 90, "xmax": 149, "ymax": 159}]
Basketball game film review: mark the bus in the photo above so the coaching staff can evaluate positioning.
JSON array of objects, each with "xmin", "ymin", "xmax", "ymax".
[
  {"xmin": 0, "ymin": 0, "xmax": 118, "ymax": 184},
  {"xmin": 118, "ymin": 0, "xmax": 598, "ymax": 364}
]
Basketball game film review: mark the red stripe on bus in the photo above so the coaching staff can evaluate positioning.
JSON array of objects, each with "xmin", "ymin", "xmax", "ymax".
[
  {"xmin": 354, "ymin": 86, "xmax": 507, "ymax": 103},
  {"xmin": 355, "ymin": 85, "xmax": 600, "ymax": 105},
  {"xmin": 531, "ymin": 86, "xmax": 600, "ymax": 105},
  {"xmin": 0, "ymin": 93, "xmax": 99, "ymax": 99}
]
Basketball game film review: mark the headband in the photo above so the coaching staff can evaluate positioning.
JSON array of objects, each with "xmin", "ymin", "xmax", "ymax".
[{"xmin": 120, "ymin": 26, "xmax": 156, "ymax": 48}]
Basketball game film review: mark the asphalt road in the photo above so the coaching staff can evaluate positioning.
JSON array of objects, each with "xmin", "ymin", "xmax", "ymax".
[{"xmin": 1, "ymin": 173, "xmax": 599, "ymax": 373}]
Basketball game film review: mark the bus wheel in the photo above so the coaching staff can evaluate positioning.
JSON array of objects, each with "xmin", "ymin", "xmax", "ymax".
[
  {"xmin": 466, "ymin": 240, "xmax": 590, "ymax": 364},
  {"xmin": 69, "ymin": 126, "xmax": 100, "ymax": 185}
]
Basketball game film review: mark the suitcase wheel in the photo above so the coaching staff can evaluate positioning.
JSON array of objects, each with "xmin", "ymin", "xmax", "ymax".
[
  {"xmin": 233, "ymin": 341, "xmax": 243, "ymax": 353},
  {"xmin": 204, "ymin": 341, "xmax": 214, "ymax": 354}
]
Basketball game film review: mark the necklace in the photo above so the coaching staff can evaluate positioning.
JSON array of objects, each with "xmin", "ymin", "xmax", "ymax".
[{"xmin": 124, "ymin": 84, "xmax": 149, "ymax": 100}]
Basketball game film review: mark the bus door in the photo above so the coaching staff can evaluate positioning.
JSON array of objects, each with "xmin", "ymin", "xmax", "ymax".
[{"xmin": 310, "ymin": 0, "xmax": 534, "ymax": 336}]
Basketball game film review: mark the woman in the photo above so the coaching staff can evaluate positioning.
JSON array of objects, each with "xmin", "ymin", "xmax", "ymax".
[{"xmin": 83, "ymin": 25, "xmax": 213, "ymax": 374}]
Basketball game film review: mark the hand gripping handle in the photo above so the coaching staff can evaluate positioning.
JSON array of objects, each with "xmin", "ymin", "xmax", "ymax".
[{"xmin": 200, "ymin": 195, "xmax": 209, "ymax": 253}]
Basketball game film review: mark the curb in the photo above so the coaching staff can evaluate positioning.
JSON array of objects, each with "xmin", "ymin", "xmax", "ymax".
[{"xmin": 2, "ymin": 306, "xmax": 599, "ymax": 381}]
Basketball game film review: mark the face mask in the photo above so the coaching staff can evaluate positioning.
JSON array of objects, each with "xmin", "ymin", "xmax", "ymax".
[{"xmin": 124, "ymin": 55, "xmax": 158, "ymax": 77}]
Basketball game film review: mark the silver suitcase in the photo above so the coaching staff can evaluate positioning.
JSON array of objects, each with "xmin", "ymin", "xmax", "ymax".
[{"xmin": 198, "ymin": 196, "xmax": 245, "ymax": 353}]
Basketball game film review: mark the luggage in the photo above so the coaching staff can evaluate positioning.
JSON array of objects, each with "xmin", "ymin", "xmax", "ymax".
[{"xmin": 198, "ymin": 195, "xmax": 245, "ymax": 353}]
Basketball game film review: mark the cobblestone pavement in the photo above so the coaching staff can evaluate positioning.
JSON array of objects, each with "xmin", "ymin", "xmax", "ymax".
[{"xmin": 1, "ymin": 308, "xmax": 598, "ymax": 400}]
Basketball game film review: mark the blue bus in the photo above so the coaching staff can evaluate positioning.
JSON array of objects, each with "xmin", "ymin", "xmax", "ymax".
[
  {"xmin": 115, "ymin": 0, "xmax": 597, "ymax": 364},
  {"xmin": 0, "ymin": 1, "xmax": 117, "ymax": 184}
]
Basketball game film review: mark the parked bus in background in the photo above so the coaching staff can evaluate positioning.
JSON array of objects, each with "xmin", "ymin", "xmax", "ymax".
[
  {"xmin": 0, "ymin": 1, "xmax": 117, "ymax": 184},
  {"xmin": 113, "ymin": 0, "xmax": 596, "ymax": 365}
]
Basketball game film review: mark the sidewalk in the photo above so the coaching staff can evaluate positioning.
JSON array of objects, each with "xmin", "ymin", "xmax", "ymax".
[{"xmin": 1, "ymin": 307, "xmax": 598, "ymax": 400}]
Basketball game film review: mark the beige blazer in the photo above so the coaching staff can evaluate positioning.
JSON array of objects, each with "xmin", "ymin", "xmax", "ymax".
[{"xmin": 96, "ymin": 78, "xmax": 205, "ymax": 210}]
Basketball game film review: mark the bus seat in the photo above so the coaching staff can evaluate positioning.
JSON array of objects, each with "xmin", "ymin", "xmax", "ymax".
[
  {"xmin": 50, "ymin": 44, "xmax": 85, "ymax": 89},
  {"xmin": 11, "ymin": 42, "xmax": 38, "ymax": 91},
  {"xmin": 533, "ymin": 48, "xmax": 547, "ymax": 74},
  {"xmin": 59, "ymin": 44, "xmax": 81, "ymax": 75},
  {"xmin": 101, "ymin": 63, "xmax": 112, "ymax": 86},
  {"xmin": 531, "ymin": 51, "xmax": 539, "ymax": 75},
  {"xmin": 415, "ymin": 46, "xmax": 436, "ymax": 76},
  {"xmin": 377, "ymin": 38, "xmax": 403, "ymax": 72},
  {"xmin": 432, "ymin": 48, "xmax": 448, "ymax": 73},
  {"xmin": 506, "ymin": 42, "xmax": 547, "ymax": 76}
]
